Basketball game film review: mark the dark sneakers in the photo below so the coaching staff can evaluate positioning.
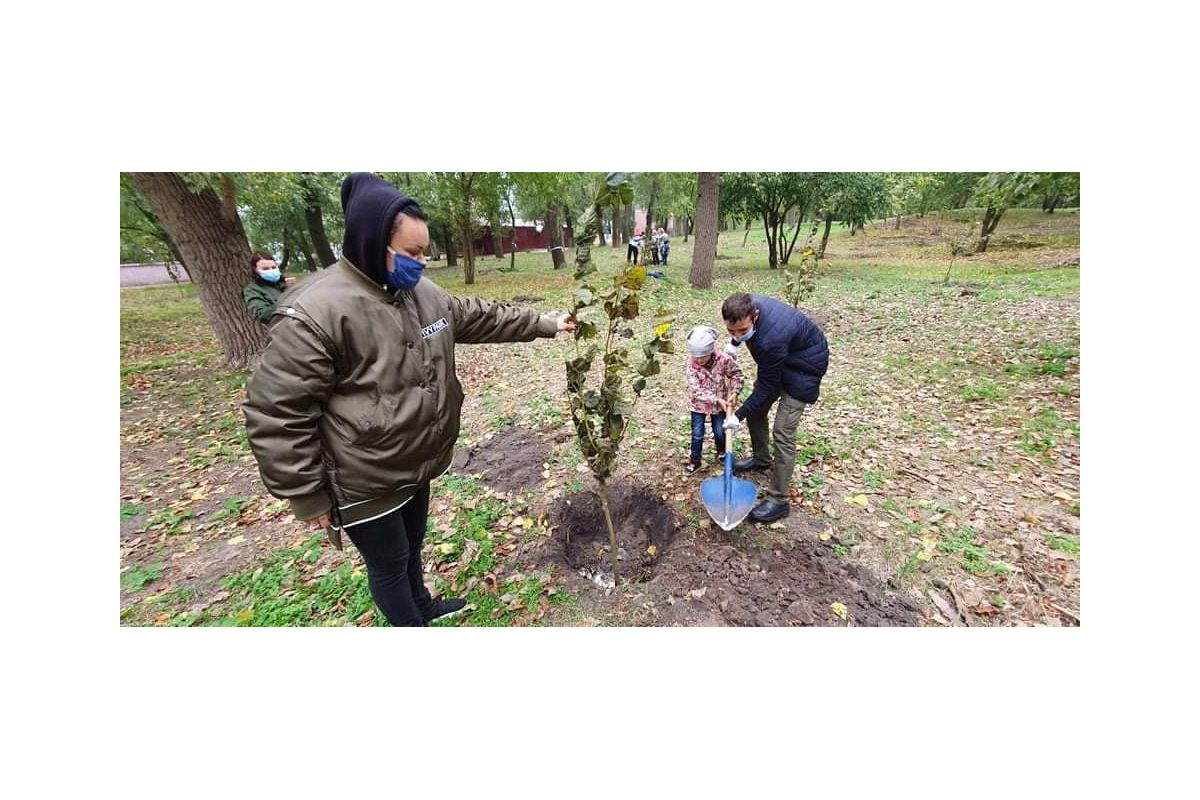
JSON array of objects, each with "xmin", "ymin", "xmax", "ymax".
[
  {"xmin": 749, "ymin": 499, "xmax": 790, "ymax": 522},
  {"xmin": 684, "ymin": 461, "xmax": 701, "ymax": 475},
  {"xmin": 733, "ymin": 457, "xmax": 771, "ymax": 473},
  {"xmin": 424, "ymin": 598, "xmax": 467, "ymax": 623}
]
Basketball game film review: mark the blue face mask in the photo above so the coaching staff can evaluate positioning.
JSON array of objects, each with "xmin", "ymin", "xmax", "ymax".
[
  {"xmin": 387, "ymin": 251, "xmax": 425, "ymax": 291},
  {"xmin": 260, "ymin": 268, "xmax": 282, "ymax": 283},
  {"xmin": 734, "ymin": 326, "xmax": 755, "ymax": 343}
]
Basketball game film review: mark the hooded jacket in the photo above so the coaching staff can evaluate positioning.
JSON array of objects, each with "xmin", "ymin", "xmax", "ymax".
[{"xmin": 242, "ymin": 173, "xmax": 559, "ymax": 532}]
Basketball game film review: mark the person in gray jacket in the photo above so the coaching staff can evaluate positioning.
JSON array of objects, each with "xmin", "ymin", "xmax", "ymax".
[{"xmin": 243, "ymin": 173, "xmax": 574, "ymax": 626}]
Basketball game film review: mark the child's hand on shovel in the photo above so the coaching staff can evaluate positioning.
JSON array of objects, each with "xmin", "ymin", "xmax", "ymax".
[{"xmin": 721, "ymin": 395, "xmax": 742, "ymax": 432}]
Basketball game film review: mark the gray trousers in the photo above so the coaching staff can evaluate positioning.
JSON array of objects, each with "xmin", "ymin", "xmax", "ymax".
[{"xmin": 745, "ymin": 392, "xmax": 809, "ymax": 502}]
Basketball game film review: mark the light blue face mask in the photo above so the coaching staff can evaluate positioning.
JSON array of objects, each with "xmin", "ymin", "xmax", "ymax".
[
  {"xmin": 387, "ymin": 251, "xmax": 425, "ymax": 291},
  {"xmin": 733, "ymin": 326, "xmax": 755, "ymax": 343},
  {"xmin": 260, "ymin": 268, "xmax": 282, "ymax": 283}
]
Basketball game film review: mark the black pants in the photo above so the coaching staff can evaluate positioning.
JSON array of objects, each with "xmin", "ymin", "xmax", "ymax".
[
  {"xmin": 627, "ymin": 243, "xmax": 639, "ymax": 264},
  {"xmin": 344, "ymin": 484, "xmax": 433, "ymax": 626}
]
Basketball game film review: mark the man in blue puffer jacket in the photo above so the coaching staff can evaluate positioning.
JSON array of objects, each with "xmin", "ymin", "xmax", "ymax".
[{"xmin": 720, "ymin": 292, "xmax": 829, "ymax": 522}]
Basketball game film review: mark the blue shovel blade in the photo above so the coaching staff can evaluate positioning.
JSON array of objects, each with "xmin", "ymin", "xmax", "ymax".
[{"xmin": 700, "ymin": 451, "xmax": 759, "ymax": 531}]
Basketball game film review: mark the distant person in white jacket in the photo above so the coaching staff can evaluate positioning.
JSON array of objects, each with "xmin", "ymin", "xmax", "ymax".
[{"xmin": 628, "ymin": 230, "xmax": 644, "ymax": 264}]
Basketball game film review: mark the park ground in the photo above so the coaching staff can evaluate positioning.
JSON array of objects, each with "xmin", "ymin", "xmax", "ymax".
[{"xmin": 120, "ymin": 208, "xmax": 1080, "ymax": 627}]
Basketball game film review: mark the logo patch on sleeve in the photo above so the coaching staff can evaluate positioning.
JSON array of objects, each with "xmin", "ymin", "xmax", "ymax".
[{"xmin": 421, "ymin": 317, "xmax": 449, "ymax": 339}]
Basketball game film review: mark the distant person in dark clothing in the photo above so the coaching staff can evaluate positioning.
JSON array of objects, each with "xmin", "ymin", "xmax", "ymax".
[
  {"xmin": 720, "ymin": 293, "xmax": 829, "ymax": 522},
  {"xmin": 242, "ymin": 252, "xmax": 286, "ymax": 323},
  {"xmin": 658, "ymin": 227, "xmax": 671, "ymax": 266}
]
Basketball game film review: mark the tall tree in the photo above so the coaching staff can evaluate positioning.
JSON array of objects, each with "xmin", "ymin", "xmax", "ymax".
[
  {"xmin": 722, "ymin": 173, "xmax": 820, "ymax": 268},
  {"xmin": 813, "ymin": 173, "xmax": 890, "ymax": 259},
  {"xmin": 1036, "ymin": 172, "xmax": 1080, "ymax": 213},
  {"xmin": 417, "ymin": 172, "xmax": 506, "ymax": 285},
  {"xmin": 971, "ymin": 172, "xmax": 1041, "ymax": 253},
  {"xmin": 237, "ymin": 173, "xmax": 343, "ymax": 270},
  {"xmin": 689, "ymin": 172, "xmax": 721, "ymax": 289},
  {"xmin": 127, "ymin": 172, "xmax": 267, "ymax": 367},
  {"xmin": 634, "ymin": 172, "xmax": 663, "ymax": 236},
  {"xmin": 658, "ymin": 172, "xmax": 697, "ymax": 242},
  {"xmin": 300, "ymin": 172, "xmax": 338, "ymax": 266},
  {"xmin": 512, "ymin": 172, "xmax": 581, "ymax": 269}
]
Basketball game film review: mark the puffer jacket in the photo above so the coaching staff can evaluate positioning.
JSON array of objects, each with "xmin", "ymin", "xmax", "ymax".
[
  {"xmin": 732, "ymin": 294, "xmax": 829, "ymax": 419},
  {"xmin": 242, "ymin": 173, "xmax": 559, "ymax": 527}
]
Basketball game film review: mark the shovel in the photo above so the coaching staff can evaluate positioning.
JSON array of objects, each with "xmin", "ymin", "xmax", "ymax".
[{"xmin": 700, "ymin": 397, "xmax": 757, "ymax": 531}]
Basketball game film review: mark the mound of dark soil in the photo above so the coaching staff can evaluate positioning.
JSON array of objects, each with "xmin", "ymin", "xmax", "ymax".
[
  {"xmin": 539, "ymin": 480, "xmax": 917, "ymax": 626},
  {"xmin": 452, "ymin": 426, "xmax": 548, "ymax": 494},
  {"xmin": 649, "ymin": 532, "xmax": 918, "ymax": 627}
]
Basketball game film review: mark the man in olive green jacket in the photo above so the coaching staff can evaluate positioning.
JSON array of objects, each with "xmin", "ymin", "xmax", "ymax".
[{"xmin": 243, "ymin": 173, "xmax": 574, "ymax": 626}]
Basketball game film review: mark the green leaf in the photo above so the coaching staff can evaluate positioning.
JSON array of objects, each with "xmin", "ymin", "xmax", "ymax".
[{"xmin": 623, "ymin": 265, "xmax": 647, "ymax": 290}]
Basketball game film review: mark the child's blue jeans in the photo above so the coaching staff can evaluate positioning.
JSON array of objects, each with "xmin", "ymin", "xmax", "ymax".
[{"xmin": 690, "ymin": 411, "xmax": 727, "ymax": 463}]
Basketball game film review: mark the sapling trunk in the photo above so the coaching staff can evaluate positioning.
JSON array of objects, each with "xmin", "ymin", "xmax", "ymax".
[{"xmin": 597, "ymin": 480, "xmax": 619, "ymax": 579}]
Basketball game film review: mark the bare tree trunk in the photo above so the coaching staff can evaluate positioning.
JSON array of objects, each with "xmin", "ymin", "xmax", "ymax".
[
  {"xmin": 975, "ymin": 206, "xmax": 1002, "ymax": 253},
  {"xmin": 296, "ymin": 230, "xmax": 318, "ymax": 272},
  {"xmin": 764, "ymin": 213, "xmax": 781, "ymax": 269},
  {"xmin": 492, "ymin": 226, "xmax": 504, "ymax": 259},
  {"xmin": 742, "ymin": 218, "xmax": 752, "ymax": 247},
  {"xmin": 505, "ymin": 194, "xmax": 518, "ymax": 271},
  {"xmin": 460, "ymin": 220, "xmax": 476, "ymax": 284},
  {"xmin": 300, "ymin": 172, "xmax": 337, "ymax": 267},
  {"xmin": 781, "ymin": 207, "xmax": 806, "ymax": 266},
  {"xmin": 689, "ymin": 172, "xmax": 720, "ymax": 289},
  {"xmin": 445, "ymin": 226, "xmax": 458, "ymax": 267},
  {"xmin": 128, "ymin": 172, "xmax": 267, "ymax": 368},
  {"xmin": 818, "ymin": 215, "xmax": 833, "ymax": 259},
  {"xmin": 546, "ymin": 205, "xmax": 566, "ymax": 269},
  {"xmin": 597, "ymin": 480, "xmax": 620, "ymax": 580},
  {"xmin": 596, "ymin": 205, "xmax": 606, "ymax": 246},
  {"xmin": 611, "ymin": 203, "xmax": 620, "ymax": 248},
  {"xmin": 645, "ymin": 178, "xmax": 659, "ymax": 237}
]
